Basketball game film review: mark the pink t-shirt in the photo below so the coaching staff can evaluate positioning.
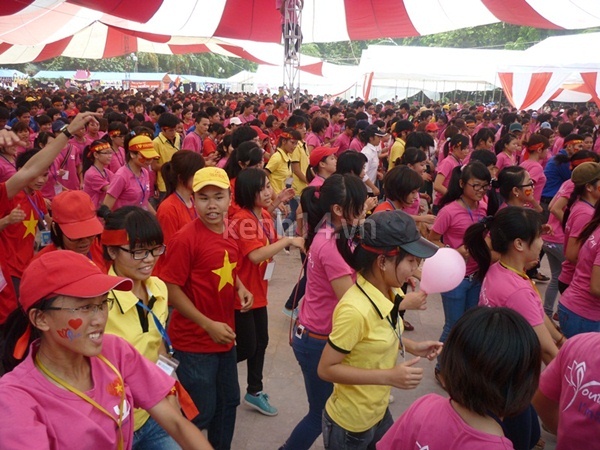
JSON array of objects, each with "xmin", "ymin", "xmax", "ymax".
[
  {"xmin": 333, "ymin": 133, "xmax": 351, "ymax": 155},
  {"xmin": 53, "ymin": 142, "xmax": 82, "ymax": 191},
  {"xmin": 349, "ymin": 137, "xmax": 363, "ymax": 152},
  {"xmin": 495, "ymin": 151, "xmax": 516, "ymax": 172},
  {"xmin": 434, "ymin": 155, "xmax": 461, "ymax": 205},
  {"xmin": 182, "ymin": 132, "xmax": 203, "ymax": 154},
  {"xmin": 108, "ymin": 147, "xmax": 126, "ymax": 173},
  {"xmin": 0, "ymin": 155, "xmax": 16, "ymax": 182},
  {"xmin": 538, "ymin": 333, "xmax": 600, "ymax": 450},
  {"xmin": 402, "ymin": 193, "xmax": 420, "ymax": 216},
  {"xmin": 0, "ymin": 335, "xmax": 174, "ymax": 450},
  {"xmin": 480, "ymin": 262, "xmax": 545, "ymax": 327},
  {"xmin": 559, "ymin": 200, "xmax": 595, "ymax": 285},
  {"xmin": 561, "ymin": 226, "xmax": 600, "ymax": 321},
  {"xmin": 308, "ymin": 175, "xmax": 325, "ymax": 188},
  {"xmin": 377, "ymin": 394, "xmax": 513, "ymax": 450},
  {"xmin": 106, "ymin": 165, "xmax": 152, "ymax": 211},
  {"xmin": 305, "ymin": 132, "xmax": 324, "ymax": 150},
  {"xmin": 299, "ymin": 224, "xmax": 355, "ymax": 335},
  {"xmin": 520, "ymin": 159, "xmax": 546, "ymax": 202},
  {"xmin": 432, "ymin": 200, "xmax": 486, "ymax": 276},
  {"xmin": 83, "ymin": 166, "xmax": 114, "ymax": 209},
  {"xmin": 552, "ymin": 136, "xmax": 565, "ymax": 156},
  {"xmin": 544, "ymin": 180, "xmax": 574, "ymax": 244}
]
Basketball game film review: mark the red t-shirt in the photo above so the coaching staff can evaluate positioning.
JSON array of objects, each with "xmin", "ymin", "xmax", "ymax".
[
  {"xmin": 202, "ymin": 137, "xmax": 217, "ymax": 157},
  {"xmin": 156, "ymin": 193, "xmax": 197, "ymax": 246},
  {"xmin": 33, "ymin": 240, "xmax": 108, "ymax": 273},
  {"xmin": 0, "ymin": 189, "xmax": 48, "ymax": 278},
  {"xmin": 159, "ymin": 219, "xmax": 240, "ymax": 353},
  {"xmin": 230, "ymin": 208, "xmax": 278, "ymax": 309},
  {"xmin": 0, "ymin": 182, "xmax": 17, "ymax": 323}
]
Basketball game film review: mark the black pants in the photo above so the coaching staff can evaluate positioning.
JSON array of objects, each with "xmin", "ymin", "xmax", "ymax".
[{"xmin": 235, "ymin": 307, "xmax": 269, "ymax": 394}]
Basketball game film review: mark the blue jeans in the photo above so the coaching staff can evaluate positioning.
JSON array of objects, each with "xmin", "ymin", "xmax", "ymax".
[
  {"xmin": 439, "ymin": 277, "xmax": 482, "ymax": 344},
  {"xmin": 322, "ymin": 408, "xmax": 393, "ymax": 450},
  {"xmin": 558, "ymin": 303, "xmax": 600, "ymax": 338},
  {"xmin": 175, "ymin": 348, "xmax": 240, "ymax": 450},
  {"xmin": 280, "ymin": 326, "xmax": 333, "ymax": 450},
  {"xmin": 133, "ymin": 415, "xmax": 180, "ymax": 450},
  {"xmin": 542, "ymin": 242, "xmax": 564, "ymax": 317}
]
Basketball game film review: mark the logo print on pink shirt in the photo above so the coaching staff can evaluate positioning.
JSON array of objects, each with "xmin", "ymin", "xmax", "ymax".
[{"xmin": 564, "ymin": 359, "xmax": 600, "ymax": 411}]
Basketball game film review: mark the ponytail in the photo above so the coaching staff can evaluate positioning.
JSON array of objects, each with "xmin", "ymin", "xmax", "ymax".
[
  {"xmin": 562, "ymin": 184, "xmax": 586, "ymax": 230},
  {"xmin": 464, "ymin": 218, "xmax": 493, "ymax": 280}
]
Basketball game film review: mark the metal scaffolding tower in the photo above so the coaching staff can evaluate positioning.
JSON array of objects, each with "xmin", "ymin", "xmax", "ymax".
[{"xmin": 282, "ymin": 0, "xmax": 303, "ymax": 110}]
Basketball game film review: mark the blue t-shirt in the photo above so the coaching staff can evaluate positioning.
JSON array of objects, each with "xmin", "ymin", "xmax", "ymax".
[{"xmin": 542, "ymin": 149, "xmax": 570, "ymax": 198}]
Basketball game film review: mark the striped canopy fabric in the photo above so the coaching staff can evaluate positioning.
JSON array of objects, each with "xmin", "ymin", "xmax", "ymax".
[{"xmin": 1, "ymin": 0, "xmax": 600, "ymax": 63}]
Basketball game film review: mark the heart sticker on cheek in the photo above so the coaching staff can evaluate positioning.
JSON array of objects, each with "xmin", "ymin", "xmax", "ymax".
[{"xmin": 68, "ymin": 318, "xmax": 83, "ymax": 330}]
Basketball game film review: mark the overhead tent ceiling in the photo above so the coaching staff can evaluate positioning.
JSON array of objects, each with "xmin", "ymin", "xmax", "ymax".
[{"xmin": 1, "ymin": 0, "xmax": 600, "ymax": 60}]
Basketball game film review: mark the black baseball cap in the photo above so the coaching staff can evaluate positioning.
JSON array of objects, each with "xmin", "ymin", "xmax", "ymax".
[{"xmin": 361, "ymin": 210, "xmax": 438, "ymax": 259}]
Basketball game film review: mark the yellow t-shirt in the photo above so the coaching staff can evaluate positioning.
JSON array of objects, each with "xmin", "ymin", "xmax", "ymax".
[
  {"xmin": 388, "ymin": 138, "xmax": 406, "ymax": 169},
  {"xmin": 266, "ymin": 148, "xmax": 292, "ymax": 195},
  {"xmin": 153, "ymin": 133, "xmax": 181, "ymax": 192},
  {"xmin": 105, "ymin": 269, "xmax": 170, "ymax": 431},
  {"xmin": 291, "ymin": 140, "xmax": 309, "ymax": 194},
  {"xmin": 325, "ymin": 274, "xmax": 404, "ymax": 433}
]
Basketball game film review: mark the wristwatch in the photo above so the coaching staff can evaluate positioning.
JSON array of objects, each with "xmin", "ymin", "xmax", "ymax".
[{"xmin": 60, "ymin": 124, "xmax": 73, "ymax": 139}]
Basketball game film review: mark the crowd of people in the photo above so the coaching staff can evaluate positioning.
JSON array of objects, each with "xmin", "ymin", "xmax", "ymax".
[{"xmin": 0, "ymin": 86, "xmax": 598, "ymax": 449}]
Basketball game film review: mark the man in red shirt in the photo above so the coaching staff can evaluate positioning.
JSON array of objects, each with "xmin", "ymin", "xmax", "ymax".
[{"xmin": 159, "ymin": 167, "xmax": 253, "ymax": 450}]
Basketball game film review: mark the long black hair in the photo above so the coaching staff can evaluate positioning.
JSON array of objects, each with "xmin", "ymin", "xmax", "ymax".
[
  {"xmin": 439, "ymin": 161, "xmax": 493, "ymax": 214},
  {"xmin": 464, "ymin": 206, "xmax": 542, "ymax": 280}
]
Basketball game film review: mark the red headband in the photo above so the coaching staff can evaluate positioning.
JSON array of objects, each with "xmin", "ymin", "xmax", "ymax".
[
  {"xmin": 361, "ymin": 243, "xmax": 400, "ymax": 256},
  {"xmin": 101, "ymin": 229, "xmax": 129, "ymax": 246},
  {"xmin": 108, "ymin": 130, "xmax": 122, "ymax": 137},
  {"xmin": 280, "ymin": 132, "xmax": 293, "ymax": 140},
  {"xmin": 527, "ymin": 143, "xmax": 545, "ymax": 152}
]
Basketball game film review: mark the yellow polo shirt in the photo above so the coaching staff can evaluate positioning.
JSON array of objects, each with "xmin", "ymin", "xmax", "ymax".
[
  {"xmin": 388, "ymin": 137, "xmax": 405, "ymax": 169},
  {"xmin": 266, "ymin": 148, "xmax": 292, "ymax": 195},
  {"xmin": 153, "ymin": 132, "xmax": 181, "ymax": 192},
  {"xmin": 325, "ymin": 274, "xmax": 404, "ymax": 433},
  {"xmin": 291, "ymin": 140, "xmax": 309, "ymax": 194},
  {"xmin": 105, "ymin": 268, "xmax": 170, "ymax": 430}
]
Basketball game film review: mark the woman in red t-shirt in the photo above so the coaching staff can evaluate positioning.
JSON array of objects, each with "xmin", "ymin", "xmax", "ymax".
[{"xmin": 231, "ymin": 168, "xmax": 303, "ymax": 416}]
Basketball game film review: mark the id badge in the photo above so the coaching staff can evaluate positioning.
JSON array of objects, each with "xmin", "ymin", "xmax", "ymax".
[
  {"xmin": 54, "ymin": 183, "xmax": 63, "ymax": 195},
  {"xmin": 263, "ymin": 260, "xmax": 275, "ymax": 281},
  {"xmin": 62, "ymin": 170, "xmax": 69, "ymax": 180},
  {"xmin": 40, "ymin": 230, "xmax": 51, "ymax": 247},
  {"xmin": 156, "ymin": 354, "xmax": 179, "ymax": 378}
]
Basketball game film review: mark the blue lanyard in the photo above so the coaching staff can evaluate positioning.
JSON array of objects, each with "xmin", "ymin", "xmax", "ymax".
[
  {"xmin": 25, "ymin": 191, "xmax": 45, "ymax": 222},
  {"xmin": 250, "ymin": 209, "xmax": 274, "ymax": 244},
  {"xmin": 136, "ymin": 299, "xmax": 174, "ymax": 356},
  {"xmin": 460, "ymin": 197, "xmax": 479, "ymax": 223},
  {"xmin": 175, "ymin": 192, "xmax": 198, "ymax": 219},
  {"xmin": 126, "ymin": 164, "xmax": 146, "ymax": 206}
]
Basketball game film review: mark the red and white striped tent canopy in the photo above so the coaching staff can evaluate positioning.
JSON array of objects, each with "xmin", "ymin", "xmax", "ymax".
[{"xmin": 2, "ymin": 0, "xmax": 600, "ymax": 63}]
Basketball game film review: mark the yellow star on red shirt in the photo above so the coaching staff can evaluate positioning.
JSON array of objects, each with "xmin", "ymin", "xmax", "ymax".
[
  {"xmin": 22, "ymin": 210, "xmax": 38, "ymax": 239},
  {"xmin": 212, "ymin": 250, "xmax": 237, "ymax": 291}
]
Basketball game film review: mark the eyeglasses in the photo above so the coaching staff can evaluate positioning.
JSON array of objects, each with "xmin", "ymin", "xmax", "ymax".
[
  {"xmin": 517, "ymin": 181, "xmax": 535, "ymax": 188},
  {"xmin": 45, "ymin": 298, "xmax": 114, "ymax": 315},
  {"xmin": 118, "ymin": 245, "xmax": 166, "ymax": 260},
  {"xmin": 466, "ymin": 182, "xmax": 491, "ymax": 192}
]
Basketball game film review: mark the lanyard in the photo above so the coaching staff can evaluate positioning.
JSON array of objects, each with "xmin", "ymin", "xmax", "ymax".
[
  {"xmin": 251, "ymin": 209, "xmax": 274, "ymax": 245},
  {"xmin": 112, "ymin": 147, "xmax": 125, "ymax": 167},
  {"xmin": 499, "ymin": 261, "xmax": 541, "ymax": 297},
  {"xmin": 355, "ymin": 282, "xmax": 405, "ymax": 360},
  {"xmin": 126, "ymin": 164, "xmax": 146, "ymax": 206},
  {"xmin": 136, "ymin": 299, "xmax": 175, "ymax": 356},
  {"xmin": 175, "ymin": 192, "xmax": 197, "ymax": 220},
  {"xmin": 386, "ymin": 199, "xmax": 397, "ymax": 210},
  {"xmin": 459, "ymin": 197, "xmax": 480, "ymax": 223},
  {"xmin": 25, "ymin": 191, "xmax": 45, "ymax": 223},
  {"xmin": 35, "ymin": 354, "xmax": 125, "ymax": 450},
  {"xmin": 93, "ymin": 164, "xmax": 107, "ymax": 179}
]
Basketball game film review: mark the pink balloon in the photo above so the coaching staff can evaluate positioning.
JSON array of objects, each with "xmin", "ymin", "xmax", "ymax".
[{"xmin": 420, "ymin": 248, "xmax": 466, "ymax": 294}]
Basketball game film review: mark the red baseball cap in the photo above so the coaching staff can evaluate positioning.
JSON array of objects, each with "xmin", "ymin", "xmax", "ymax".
[
  {"xmin": 19, "ymin": 251, "xmax": 132, "ymax": 311},
  {"xmin": 51, "ymin": 191, "xmax": 104, "ymax": 240},
  {"xmin": 310, "ymin": 146, "xmax": 338, "ymax": 167},
  {"xmin": 308, "ymin": 105, "xmax": 321, "ymax": 115},
  {"xmin": 250, "ymin": 125, "xmax": 268, "ymax": 141},
  {"xmin": 425, "ymin": 122, "xmax": 439, "ymax": 132}
]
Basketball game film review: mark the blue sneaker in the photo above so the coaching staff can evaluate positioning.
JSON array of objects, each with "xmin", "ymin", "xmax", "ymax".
[{"xmin": 243, "ymin": 392, "xmax": 278, "ymax": 416}]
